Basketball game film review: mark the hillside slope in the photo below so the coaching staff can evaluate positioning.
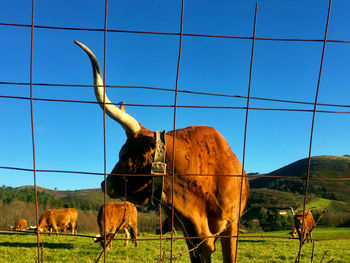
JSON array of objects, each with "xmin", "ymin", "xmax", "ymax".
[
  {"xmin": 17, "ymin": 186, "xmax": 116, "ymax": 210},
  {"xmin": 250, "ymin": 155, "xmax": 350, "ymax": 201}
]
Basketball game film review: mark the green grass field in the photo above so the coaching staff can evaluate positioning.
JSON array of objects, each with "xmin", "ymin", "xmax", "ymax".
[{"xmin": 1, "ymin": 228, "xmax": 349, "ymax": 262}]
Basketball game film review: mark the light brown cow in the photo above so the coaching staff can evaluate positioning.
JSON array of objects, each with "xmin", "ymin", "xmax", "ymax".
[
  {"xmin": 290, "ymin": 208, "xmax": 315, "ymax": 243},
  {"xmin": 96, "ymin": 202, "xmax": 138, "ymax": 249},
  {"xmin": 15, "ymin": 219, "xmax": 28, "ymax": 231},
  {"xmin": 75, "ymin": 40, "xmax": 249, "ymax": 263},
  {"xmin": 38, "ymin": 208, "xmax": 78, "ymax": 235}
]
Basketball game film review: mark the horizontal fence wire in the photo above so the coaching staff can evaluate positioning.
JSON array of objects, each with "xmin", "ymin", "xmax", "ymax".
[
  {"xmin": 2, "ymin": 22, "xmax": 350, "ymax": 44},
  {"xmin": 1, "ymin": 81, "xmax": 350, "ymax": 109},
  {"xmin": 1, "ymin": 228, "xmax": 350, "ymax": 243},
  {"xmin": 1, "ymin": 166, "xmax": 350, "ymax": 181},
  {"xmin": 1, "ymin": 95, "xmax": 350, "ymax": 114}
]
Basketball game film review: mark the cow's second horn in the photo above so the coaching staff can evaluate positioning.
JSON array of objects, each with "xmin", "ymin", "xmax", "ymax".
[
  {"xmin": 289, "ymin": 206, "xmax": 295, "ymax": 216},
  {"xmin": 74, "ymin": 40, "xmax": 141, "ymax": 135},
  {"xmin": 306, "ymin": 206, "xmax": 316, "ymax": 216}
]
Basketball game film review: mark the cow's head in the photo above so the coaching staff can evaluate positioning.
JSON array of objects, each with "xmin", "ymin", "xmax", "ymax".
[
  {"xmin": 75, "ymin": 41, "xmax": 157, "ymax": 205},
  {"xmin": 290, "ymin": 224, "xmax": 298, "ymax": 238},
  {"xmin": 103, "ymin": 133, "xmax": 158, "ymax": 204},
  {"xmin": 38, "ymin": 213, "xmax": 50, "ymax": 234},
  {"xmin": 94, "ymin": 233, "xmax": 114, "ymax": 250},
  {"xmin": 37, "ymin": 224, "xmax": 48, "ymax": 234}
]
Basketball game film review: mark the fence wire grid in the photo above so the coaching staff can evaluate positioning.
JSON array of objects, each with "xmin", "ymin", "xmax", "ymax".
[{"xmin": 1, "ymin": 0, "xmax": 350, "ymax": 262}]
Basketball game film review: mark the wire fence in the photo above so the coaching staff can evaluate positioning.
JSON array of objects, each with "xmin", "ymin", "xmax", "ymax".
[{"xmin": 1, "ymin": 0, "xmax": 350, "ymax": 262}]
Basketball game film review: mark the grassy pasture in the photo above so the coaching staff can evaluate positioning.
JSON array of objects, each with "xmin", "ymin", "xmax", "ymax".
[{"xmin": 0, "ymin": 228, "xmax": 349, "ymax": 262}]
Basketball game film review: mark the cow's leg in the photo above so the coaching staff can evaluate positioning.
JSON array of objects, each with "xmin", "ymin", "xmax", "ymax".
[
  {"xmin": 71, "ymin": 222, "xmax": 76, "ymax": 235},
  {"xmin": 302, "ymin": 230, "xmax": 307, "ymax": 244},
  {"xmin": 49, "ymin": 221, "xmax": 59, "ymax": 236},
  {"xmin": 297, "ymin": 229, "xmax": 302, "ymax": 244},
  {"xmin": 220, "ymin": 223, "xmax": 238, "ymax": 263},
  {"xmin": 129, "ymin": 225, "xmax": 138, "ymax": 247},
  {"xmin": 124, "ymin": 228, "xmax": 130, "ymax": 247},
  {"xmin": 182, "ymin": 223, "xmax": 213, "ymax": 263},
  {"xmin": 184, "ymin": 238, "xmax": 212, "ymax": 263},
  {"xmin": 52, "ymin": 224, "xmax": 59, "ymax": 236},
  {"xmin": 307, "ymin": 232, "xmax": 312, "ymax": 243}
]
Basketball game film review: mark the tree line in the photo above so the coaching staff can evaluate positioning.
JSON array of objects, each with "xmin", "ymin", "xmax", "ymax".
[{"xmin": 0, "ymin": 185, "xmax": 98, "ymax": 211}]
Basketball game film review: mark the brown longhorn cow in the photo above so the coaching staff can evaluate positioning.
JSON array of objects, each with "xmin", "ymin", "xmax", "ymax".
[
  {"xmin": 96, "ymin": 202, "xmax": 138, "ymax": 249},
  {"xmin": 38, "ymin": 208, "xmax": 78, "ymax": 235},
  {"xmin": 290, "ymin": 207, "xmax": 315, "ymax": 243},
  {"xmin": 15, "ymin": 219, "xmax": 28, "ymax": 231},
  {"xmin": 75, "ymin": 40, "xmax": 249, "ymax": 263}
]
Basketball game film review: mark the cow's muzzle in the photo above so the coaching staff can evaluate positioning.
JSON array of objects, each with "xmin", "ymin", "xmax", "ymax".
[{"xmin": 101, "ymin": 176, "xmax": 125, "ymax": 198}]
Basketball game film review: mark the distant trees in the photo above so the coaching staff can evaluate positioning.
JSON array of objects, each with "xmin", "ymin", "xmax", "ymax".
[
  {"xmin": 0, "ymin": 185, "xmax": 95, "ymax": 211},
  {"xmin": 244, "ymin": 207, "xmax": 293, "ymax": 232},
  {"xmin": 259, "ymin": 209, "xmax": 293, "ymax": 231}
]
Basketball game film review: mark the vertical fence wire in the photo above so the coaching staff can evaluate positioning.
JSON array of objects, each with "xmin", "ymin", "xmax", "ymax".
[
  {"xmin": 296, "ymin": 0, "xmax": 333, "ymax": 261},
  {"xmin": 235, "ymin": 3, "xmax": 258, "ymax": 261},
  {"xmin": 29, "ymin": 0, "xmax": 41, "ymax": 262},
  {"xmin": 102, "ymin": 0, "xmax": 109, "ymax": 262},
  {"xmin": 170, "ymin": 0, "xmax": 185, "ymax": 261}
]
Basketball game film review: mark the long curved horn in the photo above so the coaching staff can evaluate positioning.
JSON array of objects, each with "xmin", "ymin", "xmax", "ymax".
[
  {"xmin": 306, "ymin": 206, "xmax": 316, "ymax": 216},
  {"xmin": 289, "ymin": 206, "xmax": 295, "ymax": 216},
  {"xmin": 74, "ymin": 40, "xmax": 141, "ymax": 135}
]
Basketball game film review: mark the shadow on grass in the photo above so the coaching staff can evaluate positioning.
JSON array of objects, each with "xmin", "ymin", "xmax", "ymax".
[
  {"xmin": 0, "ymin": 231, "xmax": 35, "ymax": 236},
  {"xmin": 0, "ymin": 242, "xmax": 74, "ymax": 249}
]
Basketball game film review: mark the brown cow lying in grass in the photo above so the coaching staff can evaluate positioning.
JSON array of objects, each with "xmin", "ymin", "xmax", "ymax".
[
  {"xmin": 290, "ymin": 207, "xmax": 315, "ymax": 243},
  {"xmin": 95, "ymin": 202, "xmax": 138, "ymax": 250},
  {"xmin": 38, "ymin": 208, "xmax": 78, "ymax": 235}
]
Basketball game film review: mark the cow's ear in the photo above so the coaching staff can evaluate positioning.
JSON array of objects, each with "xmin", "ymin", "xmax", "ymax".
[{"xmin": 139, "ymin": 135, "xmax": 156, "ymax": 153}]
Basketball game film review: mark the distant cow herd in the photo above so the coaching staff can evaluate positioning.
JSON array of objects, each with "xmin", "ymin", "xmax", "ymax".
[{"xmin": 10, "ymin": 204, "xmax": 317, "ymax": 250}]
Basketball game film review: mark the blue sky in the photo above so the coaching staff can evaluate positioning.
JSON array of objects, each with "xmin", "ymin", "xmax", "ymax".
[{"xmin": 0, "ymin": 0, "xmax": 349, "ymax": 190}]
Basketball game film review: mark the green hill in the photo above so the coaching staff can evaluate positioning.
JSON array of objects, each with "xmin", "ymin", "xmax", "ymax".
[
  {"xmin": 247, "ymin": 188, "xmax": 305, "ymax": 210},
  {"xmin": 11, "ymin": 185, "xmax": 113, "ymax": 211},
  {"xmin": 250, "ymin": 155, "xmax": 350, "ymax": 202},
  {"xmin": 247, "ymin": 155, "xmax": 350, "ymax": 227}
]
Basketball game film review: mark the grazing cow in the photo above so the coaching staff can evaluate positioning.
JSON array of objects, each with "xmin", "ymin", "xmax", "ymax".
[
  {"xmin": 290, "ymin": 207, "xmax": 315, "ymax": 243},
  {"xmin": 15, "ymin": 219, "xmax": 28, "ymax": 231},
  {"xmin": 96, "ymin": 202, "xmax": 138, "ymax": 249},
  {"xmin": 38, "ymin": 208, "xmax": 78, "ymax": 235},
  {"xmin": 75, "ymin": 40, "xmax": 249, "ymax": 263}
]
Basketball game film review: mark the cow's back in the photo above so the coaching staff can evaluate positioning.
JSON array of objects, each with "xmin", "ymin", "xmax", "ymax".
[
  {"xmin": 305, "ymin": 212, "xmax": 315, "ymax": 231},
  {"xmin": 48, "ymin": 208, "xmax": 78, "ymax": 225},
  {"xmin": 98, "ymin": 202, "xmax": 137, "ymax": 233}
]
